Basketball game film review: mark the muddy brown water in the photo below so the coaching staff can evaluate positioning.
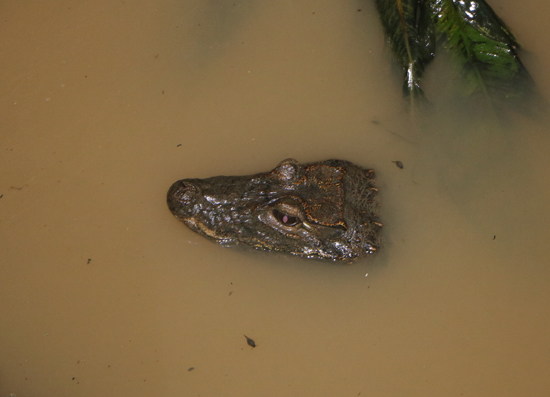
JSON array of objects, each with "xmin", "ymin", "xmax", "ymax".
[{"xmin": 2, "ymin": 1, "xmax": 550, "ymax": 396}]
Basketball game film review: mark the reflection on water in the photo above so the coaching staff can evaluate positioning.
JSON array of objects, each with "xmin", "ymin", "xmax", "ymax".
[{"xmin": 1, "ymin": 0, "xmax": 549, "ymax": 396}]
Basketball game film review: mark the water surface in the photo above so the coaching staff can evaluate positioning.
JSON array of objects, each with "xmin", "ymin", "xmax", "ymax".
[{"xmin": 1, "ymin": 1, "xmax": 550, "ymax": 396}]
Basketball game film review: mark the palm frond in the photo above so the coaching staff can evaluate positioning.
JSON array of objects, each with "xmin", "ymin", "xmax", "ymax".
[
  {"xmin": 374, "ymin": 0, "xmax": 436, "ymax": 101},
  {"xmin": 373, "ymin": 0, "xmax": 538, "ymax": 111},
  {"xmin": 435, "ymin": 0, "xmax": 535, "ymax": 106}
]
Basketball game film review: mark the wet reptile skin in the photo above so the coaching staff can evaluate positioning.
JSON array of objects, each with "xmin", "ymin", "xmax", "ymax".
[{"xmin": 167, "ymin": 158, "xmax": 381, "ymax": 262}]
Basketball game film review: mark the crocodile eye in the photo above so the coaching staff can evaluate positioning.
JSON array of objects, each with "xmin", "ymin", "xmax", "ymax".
[{"xmin": 273, "ymin": 209, "xmax": 301, "ymax": 227}]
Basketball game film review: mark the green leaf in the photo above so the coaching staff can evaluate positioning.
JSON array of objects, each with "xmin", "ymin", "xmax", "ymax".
[
  {"xmin": 373, "ymin": 0, "xmax": 539, "ymax": 113},
  {"xmin": 435, "ymin": 0, "xmax": 536, "ymax": 107},
  {"xmin": 374, "ymin": 0, "xmax": 437, "ymax": 102}
]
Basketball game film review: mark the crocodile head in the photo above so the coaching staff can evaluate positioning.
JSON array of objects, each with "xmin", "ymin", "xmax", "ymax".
[{"xmin": 167, "ymin": 158, "xmax": 381, "ymax": 262}]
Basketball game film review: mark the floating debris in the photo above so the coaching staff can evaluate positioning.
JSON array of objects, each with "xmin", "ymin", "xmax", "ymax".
[
  {"xmin": 392, "ymin": 160, "xmax": 404, "ymax": 169},
  {"xmin": 244, "ymin": 335, "xmax": 256, "ymax": 348}
]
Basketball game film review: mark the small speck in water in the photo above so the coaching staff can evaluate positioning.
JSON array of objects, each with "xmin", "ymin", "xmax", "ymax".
[
  {"xmin": 392, "ymin": 160, "xmax": 404, "ymax": 169},
  {"xmin": 244, "ymin": 335, "xmax": 256, "ymax": 348},
  {"xmin": 188, "ymin": 367, "xmax": 195, "ymax": 372},
  {"xmin": 493, "ymin": 235, "xmax": 496, "ymax": 240},
  {"xmin": 87, "ymin": 258, "xmax": 91, "ymax": 264},
  {"xmin": 177, "ymin": 144, "xmax": 182, "ymax": 147}
]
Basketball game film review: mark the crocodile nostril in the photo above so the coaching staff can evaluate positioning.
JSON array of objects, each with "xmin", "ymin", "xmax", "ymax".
[
  {"xmin": 167, "ymin": 180, "xmax": 199, "ymax": 213},
  {"xmin": 177, "ymin": 181, "xmax": 198, "ymax": 199}
]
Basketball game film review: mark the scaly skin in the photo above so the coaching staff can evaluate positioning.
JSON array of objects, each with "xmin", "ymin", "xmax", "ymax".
[{"xmin": 167, "ymin": 159, "xmax": 381, "ymax": 262}]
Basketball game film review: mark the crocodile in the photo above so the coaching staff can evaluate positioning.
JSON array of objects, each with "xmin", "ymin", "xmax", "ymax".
[{"xmin": 167, "ymin": 158, "xmax": 381, "ymax": 262}]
